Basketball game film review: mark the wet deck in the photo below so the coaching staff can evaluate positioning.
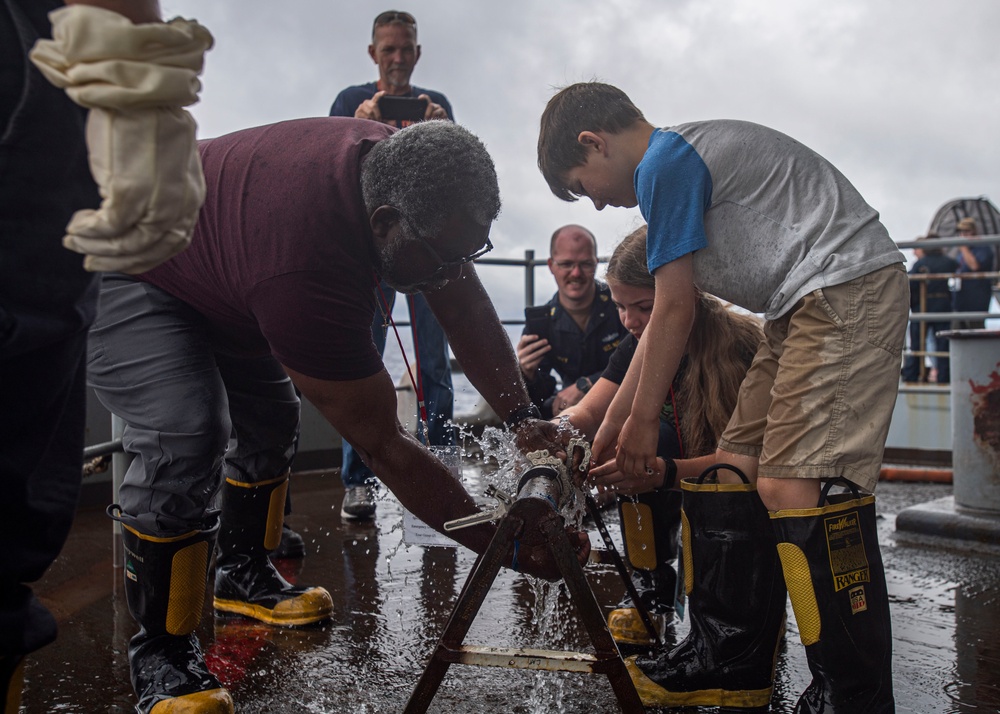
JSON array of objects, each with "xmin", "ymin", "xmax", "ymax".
[{"xmin": 23, "ymin": 463, "xmax": 1000, "ymax": 713}]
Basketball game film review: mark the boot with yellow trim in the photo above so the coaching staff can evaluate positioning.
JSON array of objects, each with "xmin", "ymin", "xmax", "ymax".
[
  {"xmin": 771, "ymin": 478, "xmax": 894, "ymax": 713},
  {"xmin": 607, "ymin": 488, "xmax": 681, "ymax": 647},
  {"xmin": 626, "ymin": 465, "xmax": 787, "ymax": 710},
  {"xmin": 213, "ymin": 473, "xmax": 333, "ymax": 626},
  {"xmin": 120, "ymin": 516, "xmax": 234, "ymax": 713}
]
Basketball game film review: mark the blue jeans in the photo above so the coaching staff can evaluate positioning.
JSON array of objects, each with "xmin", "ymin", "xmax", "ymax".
[
  {"xmin": 340, "ymin": 286, "xmax": 454, "ymax": 488},
  {"xmin": 901, "ymin": 319, "xmax": 950, "ymax": 383}
]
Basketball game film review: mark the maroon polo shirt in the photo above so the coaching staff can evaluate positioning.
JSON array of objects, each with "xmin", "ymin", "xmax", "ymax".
[{"xmin": 140, "ymin": 117, "xmax": 394, "ymax": 380}]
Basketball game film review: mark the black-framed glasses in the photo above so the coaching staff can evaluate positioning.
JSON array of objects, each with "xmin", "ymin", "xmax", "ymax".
[
  {"xmin": 405, "ymin": 218, "xmax": 493, "ymax": 279},
  {"xmin": 417, "ymin": 236, "xmax": 493, "ymax": 279},
  {"xmin": 373, "ymin": 10, "xmax": 417, "ymax": 33},
  {"xmin": 553, "ymin": 260, "xmax": 597, "ymax": 273}
]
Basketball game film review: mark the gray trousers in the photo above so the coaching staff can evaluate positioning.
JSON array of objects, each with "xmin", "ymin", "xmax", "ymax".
[{"xmin": 87, "ymin": 274, "xmax": 300, "ymax": 536}]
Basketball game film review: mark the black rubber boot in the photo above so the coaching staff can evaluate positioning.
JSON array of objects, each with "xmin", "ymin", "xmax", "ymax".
[
  {"xmin": 213, "ymin": 474, "xmax": 332, "ymax": 626},
  {"xmin": 270, "ymin": 524, "xmax": 306, "ymax": 560},
  {"xmin": 626, "ymin": 466, "xmax": 787, "ymax": 710},
  {"xmin": 771, "ymin": 482, "xmax": 895, "ymax": 713},
  {"xmin": 270, "ymin": 487, "xmax": 305, "ymax": 560},
  {"xmin": 2, "ymin": 655, "xmax": 24, "ymax": 714},
  {"xmin": 120, "ymin": 518, "xmax": 234, "ymax": 714},
  {"xmin": 608, "ymin": 488, "xmax": 681, "ymax": 646}
]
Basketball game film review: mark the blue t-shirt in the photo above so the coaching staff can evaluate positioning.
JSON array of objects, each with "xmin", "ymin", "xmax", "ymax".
[{"xmin": 329, "ymin": 82, "xmax": 454, "ymax": 127}]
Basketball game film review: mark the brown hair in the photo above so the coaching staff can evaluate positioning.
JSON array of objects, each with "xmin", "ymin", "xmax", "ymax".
[
  {"xmin": 606, "ymin": 226, "xmax": 763, "ymax": 456},
  {"xmin": 372, "ymin": 10, "xmax": 417, "ymax": 40},
  {"xmin": 605, "ymin": 225, "xmax": 654, "ymax": 290},
  {"xmin": 537, "ymin": 82, "xmax": 645, "ymax": 202}
]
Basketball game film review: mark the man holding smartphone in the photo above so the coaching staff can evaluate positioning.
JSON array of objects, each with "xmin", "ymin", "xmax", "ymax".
[
  {"xmin": 330, "ymin": 10, "xmax": 451, "ymax": 127},
  {"xmin": 517, "ymin": 225, "xmax": 628, "ymax": 419},
  {"xmin": 328, "ymin": 10, "xmax": 455, "ymax": 522}
]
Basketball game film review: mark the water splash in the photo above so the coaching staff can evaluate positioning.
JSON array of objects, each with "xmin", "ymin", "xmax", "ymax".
[{"xmin": 453, "ymin": 424, "xmax": 591, "ymax": 714}]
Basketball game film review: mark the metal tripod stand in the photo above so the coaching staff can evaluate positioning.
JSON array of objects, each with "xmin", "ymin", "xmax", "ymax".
[{"xmin": 403, "ymin": 460, "xmax": 643, "ymax": 713}]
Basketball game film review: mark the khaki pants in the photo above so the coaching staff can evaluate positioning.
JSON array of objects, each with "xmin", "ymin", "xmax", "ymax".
[{"xmin": 719, "ymin": 264, "xmax": 908, "ymax": 493}]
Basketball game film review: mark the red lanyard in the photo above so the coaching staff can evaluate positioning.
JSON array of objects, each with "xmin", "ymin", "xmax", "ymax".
[{"xmin": 374, "ymin": 277, "xmax": 430, "ymax": 442}]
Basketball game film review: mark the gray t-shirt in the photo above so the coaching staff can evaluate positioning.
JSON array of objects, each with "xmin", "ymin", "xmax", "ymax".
[{"xmin": 637, "ymin": 120, "xmax": 904, "ymax": 319}]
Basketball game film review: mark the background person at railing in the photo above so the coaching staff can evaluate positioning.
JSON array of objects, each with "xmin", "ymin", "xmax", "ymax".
[
  {"xmin": 329, "ymin": 9, "xmax": 455, "ymax": 523},
  {"xmin": 952, "ymin": 217, "xmax": 995, "ymax": 330},
  {"xmin": 516, "ymin": 224, "xmax": 627, "ymax": 418},
  {"xmin": 902, "ymin": 234, "xmax": 958, "ymax": 384}
]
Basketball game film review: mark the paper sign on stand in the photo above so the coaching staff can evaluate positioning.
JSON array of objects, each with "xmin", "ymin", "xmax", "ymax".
[{"xmin": 402, "ymin": 446, "xmax": 462, "ymax": 548}]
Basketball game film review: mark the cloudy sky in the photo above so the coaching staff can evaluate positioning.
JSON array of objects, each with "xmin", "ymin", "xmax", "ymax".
[{"xmin": 162, "ymin": 0, "xmax": 999, "ymax": 317}]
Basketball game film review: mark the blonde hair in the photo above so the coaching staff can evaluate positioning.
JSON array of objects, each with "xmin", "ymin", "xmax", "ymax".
[{"xmin": 607, "ymin": 225, "xmax": 763, "ymax": 456}]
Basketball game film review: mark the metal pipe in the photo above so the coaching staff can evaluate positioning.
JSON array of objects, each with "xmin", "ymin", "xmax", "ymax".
[
  {"xmin": 524, "ymin": 249, "xmax": 535, "ymax": 308},
  {"xmin": 83, "ymin": 439, "xmax": 123, "ymax": 459},
  {"xmin": 896, "ymin": 234, "xmax": 1000, "ymax": 250},
  {"xmin": 880, "ymin": 466, "xmax": 953, "ymax": 483}
]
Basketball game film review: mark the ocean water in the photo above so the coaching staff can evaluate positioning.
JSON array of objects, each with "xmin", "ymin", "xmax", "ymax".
[{"xmin": 381, "ymin": 323, "xmax": 526, "ymax": 416}]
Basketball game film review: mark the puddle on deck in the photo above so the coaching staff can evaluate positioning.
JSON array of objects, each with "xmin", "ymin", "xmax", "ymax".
[{"xmin": 23, "ymin": 465, "xmax": 1000, "ymax": 713}]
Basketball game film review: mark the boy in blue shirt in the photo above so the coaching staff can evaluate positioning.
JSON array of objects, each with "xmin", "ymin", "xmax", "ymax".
[{"xmin": 538, "ymin": 82, "xmax": 905, "ymax": 713}]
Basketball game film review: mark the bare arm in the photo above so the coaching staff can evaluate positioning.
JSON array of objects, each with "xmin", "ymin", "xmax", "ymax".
[
  {"xmin": 613, "ymin": 255, "xmax": 696, "ymax": 479},
  {"xmin": 560, "ymin": 377, "xmax": 619, "ymax": 440},
  {"xmin": 285, "ymin": 365, "xmax": 495, "ymax": 554},
  {"xmin": 285, "ymin": 362, "xmax": 589, "ymax": 576},
  {"xmin": 959, "ymin": 245, "xmax": 981, "ymax": 271},
  {"xmin": 423, "ymin": 264, "xmax": 534, "ymax": 420}
]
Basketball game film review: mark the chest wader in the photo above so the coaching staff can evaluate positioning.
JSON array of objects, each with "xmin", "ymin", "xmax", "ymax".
[
  {"xmin": 771, "ymin": 479, "xmax": 895, "ymax": 713},
  {"xmin": 625, "ymin": 466, "xmax": 787, "ymax": 709},
  {"xmin": 213, "ymin": 472, "xmax": 333, "ymax": 626},
  {"xmin": 119, "ymin": 517, "xmax": 234, "ymax": 713},
  {"xmin": 608, "ymin": 488, "xmax": 682, "ymax": 646}
]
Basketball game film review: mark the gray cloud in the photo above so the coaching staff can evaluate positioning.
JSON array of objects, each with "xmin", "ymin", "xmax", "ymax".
[{"xmin": 164, "ymin": 0, "xmax": 1000, "ymax": 315}]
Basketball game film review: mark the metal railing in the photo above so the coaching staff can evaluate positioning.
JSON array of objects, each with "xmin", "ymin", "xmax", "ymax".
[
  {"xmin": 894, "ymin": 234, "xmax": 1000, "ymax": 390},
  {"xmin": 83, "ymin": 237, "xmax": 999, "ymax": 463}
]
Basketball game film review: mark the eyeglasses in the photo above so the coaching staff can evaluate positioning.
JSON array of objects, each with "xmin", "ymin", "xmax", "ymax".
[
  {"xmin": 553, "ymin": 260, "xmax": 597, "ymax": 273},
  {"xmin": 373, "ymin": 10, "xmax": 417, "ymax": 34},
  {"xmin": 405, "ymin": 218, "xmax": 493, "ymax": 279}
]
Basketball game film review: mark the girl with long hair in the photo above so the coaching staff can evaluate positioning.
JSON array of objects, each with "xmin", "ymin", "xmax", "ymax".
[{"xmin": 560, "ymin": 225, "xmax": 762, "ymax": 645}]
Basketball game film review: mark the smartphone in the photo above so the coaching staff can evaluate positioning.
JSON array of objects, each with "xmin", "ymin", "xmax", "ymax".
[
  {"xmin": 378, "ymin": 95, "xmax": 429, "ymax": 122},
  {"xmin": 524, "ymin": 305, "xmax": 551, "ymax": 340}
]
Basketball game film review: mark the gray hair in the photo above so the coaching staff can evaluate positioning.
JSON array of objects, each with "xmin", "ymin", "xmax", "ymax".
[{"xmin": 361, "ymin": 120, "xmax": 501, "ymax": 235}]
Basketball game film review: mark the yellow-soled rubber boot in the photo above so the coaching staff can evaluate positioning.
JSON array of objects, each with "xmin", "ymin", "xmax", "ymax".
[
  {"xmin": 120, "ymin": 517, "xmax": 234, "ymax": 714},
  {"xmin": 213, "ymin": 473, "xmax": 332, "ymax": 626},
  {"xmin": 628, "ymin": 466, "xmax": 786, "ymax": 709},
  {"xmin": 608, "ymin": 488, "xmax": 682, "ymax": 647},
  {"xmin": 772, "ymin": 483, "xmax": 895, "ymax": 713}
]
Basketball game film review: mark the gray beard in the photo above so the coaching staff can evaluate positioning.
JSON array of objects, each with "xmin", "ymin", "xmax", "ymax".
[{"xmin": 377, "ymin": 230, "xmax": 446, "ymax": 294}]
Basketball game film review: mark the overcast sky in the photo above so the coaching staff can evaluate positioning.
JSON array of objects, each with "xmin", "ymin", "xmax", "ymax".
[{"xmin": 162, "ymin": 0, "xmax": 999, "ymax": 318}]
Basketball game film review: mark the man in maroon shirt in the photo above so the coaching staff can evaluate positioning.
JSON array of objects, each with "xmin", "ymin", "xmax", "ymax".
[{"xmin": 88, "ymin": 117, "xmax": 589, "ymax": 713}]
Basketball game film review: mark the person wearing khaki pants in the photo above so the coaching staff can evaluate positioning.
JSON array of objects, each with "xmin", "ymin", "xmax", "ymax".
[{"xmin": 539, "ymin": 82, "xmax": 908, "ymax": 712}]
